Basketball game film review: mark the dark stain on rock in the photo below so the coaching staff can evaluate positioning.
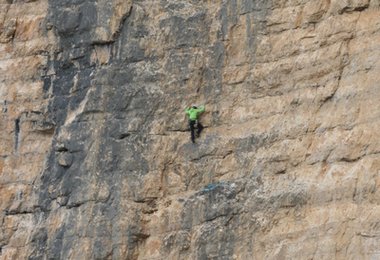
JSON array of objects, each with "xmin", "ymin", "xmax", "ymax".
[{"xmin": 14, "ymin": 118, "xmax": 20, "ymax": 151}]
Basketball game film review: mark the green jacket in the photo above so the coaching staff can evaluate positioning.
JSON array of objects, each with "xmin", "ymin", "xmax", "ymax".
[{"xmin": 185, "ymin": 106, "xmax": 205, "ymax": 120}]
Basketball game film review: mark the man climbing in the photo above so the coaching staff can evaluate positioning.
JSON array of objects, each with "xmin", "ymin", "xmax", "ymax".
[{"xmin": 185, "ymin": 105, "xmax": 205, "ymax": 143}]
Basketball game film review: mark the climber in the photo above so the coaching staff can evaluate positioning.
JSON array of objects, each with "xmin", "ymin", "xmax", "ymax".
[{"xmin": 185, "ymin": 105, "xmax": 205, "ymax": 143}]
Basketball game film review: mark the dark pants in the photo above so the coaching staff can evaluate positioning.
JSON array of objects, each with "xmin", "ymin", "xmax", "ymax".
[{"xmin": 189, "ymin": 120, "xmax": 204, "ymax": 143}]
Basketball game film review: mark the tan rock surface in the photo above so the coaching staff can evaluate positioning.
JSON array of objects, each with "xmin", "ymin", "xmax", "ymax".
[
  {"xmin": 1, "ymin": 0, "xmax": 380, "ymax": 259},
  {"xmin": 0, "ymin": 1, "xmax": 56, "ymax": 258}
]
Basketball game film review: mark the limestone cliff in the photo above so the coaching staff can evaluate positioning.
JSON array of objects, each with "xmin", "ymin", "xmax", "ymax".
[{"xmin": 1, "ymin": 0, "xmax": 380, "ymax": 259}]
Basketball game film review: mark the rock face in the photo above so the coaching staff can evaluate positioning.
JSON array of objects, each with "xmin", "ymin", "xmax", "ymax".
[{"xmin": 1, "ymin": 0, "xmax": 380, "ymax": 259}]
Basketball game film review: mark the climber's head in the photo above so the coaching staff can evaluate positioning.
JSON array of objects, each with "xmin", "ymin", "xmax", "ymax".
[{"xmin": 192, "ymin": 105, "xmax": 197, "ymax": 109}]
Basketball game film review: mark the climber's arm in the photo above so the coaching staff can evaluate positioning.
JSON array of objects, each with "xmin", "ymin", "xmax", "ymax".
[{"xmin": 185, "ymin": 107, "xmax": 190, "ymax": 115}]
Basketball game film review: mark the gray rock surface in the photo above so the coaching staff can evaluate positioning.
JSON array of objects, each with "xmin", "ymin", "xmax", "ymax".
[{"xmin": 1, "ymin": 0, "xmax": 380, "ymax": 259}]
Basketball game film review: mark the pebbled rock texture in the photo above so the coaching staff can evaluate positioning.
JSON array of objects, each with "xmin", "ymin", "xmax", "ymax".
[{"xmin": 1, "ymin": 0, "xmax": 380, "ymax": 259}]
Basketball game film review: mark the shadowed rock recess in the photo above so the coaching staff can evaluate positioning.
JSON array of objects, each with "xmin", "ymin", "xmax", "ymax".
[{"xmin": 1, "ymin": 0, "xmax": 380, "ymax": 259}]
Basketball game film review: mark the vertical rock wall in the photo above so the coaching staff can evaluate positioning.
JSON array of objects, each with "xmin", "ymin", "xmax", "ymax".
[
  {"xmin": 1, "ymin": 0, "xmax": 380, "ymax": 259},
  {"xmin": 0, "ymin": 0, "xmax": 55, "ymax": 258}
]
